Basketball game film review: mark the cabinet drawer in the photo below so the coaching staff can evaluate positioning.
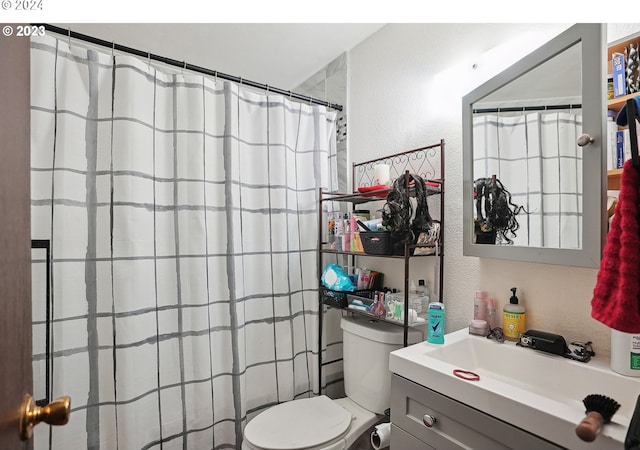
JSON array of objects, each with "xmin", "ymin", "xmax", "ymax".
[
  {"xmin": 391, "ymin": 423, "xmax": 436, "ymax": 450},
  {"xmin": 390, "ymin": 374, "xmax": 564, "ymax": 450}
]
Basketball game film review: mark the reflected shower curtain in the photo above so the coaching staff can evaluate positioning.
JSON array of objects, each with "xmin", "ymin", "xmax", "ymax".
[
  {"xmin": 473, "ymin": 111, "xmax": 582, "ymax": 248},
  {"xmin": 30, "ymin": 35, "xmax": 336, "ymax": 449}
]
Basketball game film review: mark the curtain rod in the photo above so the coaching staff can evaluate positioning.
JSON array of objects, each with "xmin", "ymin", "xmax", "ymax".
[
  {"xmin": 35, "ymin": 23, "xmax": 344, "ymax": 112},
  {"xmin": 473, "ymin": 103, "xmax": 582, "ymax": 114}
]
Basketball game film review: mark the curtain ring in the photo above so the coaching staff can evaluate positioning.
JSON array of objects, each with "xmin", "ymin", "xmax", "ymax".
[
  {"xmin": 147, "ymin": 52, "xmax": 151, "ymax": 68},
  {"xmin": 67, "ymin": 28, "xmax": 71, "ymax": 47},
  {"xmin": 111, "ymin": 41, "xmax": 115, "ymax": 57},
  {"xmin": 214, "ymin": 71, "xmax": 218, "ymax": 83}
]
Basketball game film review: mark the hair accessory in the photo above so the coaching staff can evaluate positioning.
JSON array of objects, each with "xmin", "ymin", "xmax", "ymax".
[{"xmin": 453, "ymin": 369, "xmax": 480, "ymax": 381}]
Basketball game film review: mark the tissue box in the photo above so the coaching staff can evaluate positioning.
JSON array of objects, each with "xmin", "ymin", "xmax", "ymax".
[{"xmin": 612, "ymin": 52, "xmax": 627, "ymax": 97}]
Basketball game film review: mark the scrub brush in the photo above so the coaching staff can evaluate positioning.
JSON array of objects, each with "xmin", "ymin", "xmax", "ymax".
[{"xmin": 575, "ymin": 394, "xmax": 621, "ymax": 442}]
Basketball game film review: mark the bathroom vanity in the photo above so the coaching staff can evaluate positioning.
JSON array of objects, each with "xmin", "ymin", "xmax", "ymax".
[
  {"xmin": 389, "ymin": 329, "xmax": 640, "ymax": 450},
  {"xmin": 390, "ymin": 374, "xmax": 562, "ymax": 449}
]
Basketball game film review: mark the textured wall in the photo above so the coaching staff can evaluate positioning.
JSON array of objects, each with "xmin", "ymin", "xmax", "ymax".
[{"xmin": 347, "ymin": 23, "xmax": 640, "ymax": 359}]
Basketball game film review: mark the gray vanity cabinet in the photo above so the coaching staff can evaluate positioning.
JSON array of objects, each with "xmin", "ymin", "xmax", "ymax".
[{"xmin": 390, "ymin": 374, "xmax": 563, "ymax": 449}]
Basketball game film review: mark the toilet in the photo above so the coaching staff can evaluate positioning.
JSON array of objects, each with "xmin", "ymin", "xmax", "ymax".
[{"xmin": 242, "ymin": 315, "xmax": 424, "ymax": 450}]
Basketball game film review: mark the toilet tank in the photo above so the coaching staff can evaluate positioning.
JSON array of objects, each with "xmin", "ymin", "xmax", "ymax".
[{"xmin": 340, "ymin": 315, "xmax": 424, "ymax": 414}]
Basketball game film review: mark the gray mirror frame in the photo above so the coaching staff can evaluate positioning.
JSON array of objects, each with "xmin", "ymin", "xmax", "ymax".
[{"xmin": 462, "ymin": 23, "xmax": 607, "ymax": 268}]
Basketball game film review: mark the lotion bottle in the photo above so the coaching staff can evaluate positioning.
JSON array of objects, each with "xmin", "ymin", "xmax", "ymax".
[
  {"xmin": 502, "ymin": 287, "xmax": 525, "ymax": 341},
  {"xmin": 473, "ymin": 290, "xmax": 487, "ymax": 321}
]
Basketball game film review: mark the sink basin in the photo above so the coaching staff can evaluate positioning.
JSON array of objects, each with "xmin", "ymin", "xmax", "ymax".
[{"xmin": 389, "ymin": 328, "xmax": 640, "ymax": 450}]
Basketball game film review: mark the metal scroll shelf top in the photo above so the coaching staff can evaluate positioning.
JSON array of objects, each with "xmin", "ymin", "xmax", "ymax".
[{"xmin": 352, "ymin": 142, "xmax": 444, "ymax": 193}]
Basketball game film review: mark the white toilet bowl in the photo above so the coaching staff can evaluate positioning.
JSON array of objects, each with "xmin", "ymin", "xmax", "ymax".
[
  {"xmin": 242, "ymin": 316, "xmax": 425, "ymax": 450},
  {"xmin": 242, "ymin": 395, "xmax": 378, "ymax": 450}
]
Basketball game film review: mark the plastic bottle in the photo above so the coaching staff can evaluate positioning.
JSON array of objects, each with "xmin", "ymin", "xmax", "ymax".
[
  {"xmin": 502, "ymin": 287, "xmax": 525, "ymax": 341},
  {"xmin": 418, "ymin": 279, "xmax": 430, "ymax": 316},
  {"xmin": 409, "ymin": 280, "xmax": 422, "ymax": 316},
  {"xmin": 486, "ymin": 297, "xmax": 498, "ymax": 329},
  {"xmin": 473, "ymin": 290, "xmax": 487, "ymax": 321},
  {"xmin": 427, "ymin": 301, "xmax": 445, "ymax": 344}
]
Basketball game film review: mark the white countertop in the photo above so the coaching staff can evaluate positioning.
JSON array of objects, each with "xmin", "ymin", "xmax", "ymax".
[{"xmin": 390, "ymin": 328, "xmax": 640, "ymax": 450}]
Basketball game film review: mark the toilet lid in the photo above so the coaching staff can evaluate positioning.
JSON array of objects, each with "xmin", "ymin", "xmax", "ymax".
[{"xmin": 244, "ymin": 395, "xmax": 352, "ymax": 450}]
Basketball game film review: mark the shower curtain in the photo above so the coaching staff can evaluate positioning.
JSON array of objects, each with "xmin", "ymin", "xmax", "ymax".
[
  {"xmin": 30, "ymin": 34, "xmax": 337, "ymax": 450},
  {"xmin": 472, "ymin": 111, "xmax": 582, "ymax": 248}
]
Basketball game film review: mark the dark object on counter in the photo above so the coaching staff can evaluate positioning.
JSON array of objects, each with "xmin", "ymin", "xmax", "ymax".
[
  {"xmin": 625, "ymin": 394, "xmax": 640, "ymax": 450},
  {"xmin": 517, "ymin": 330, "xmax": 570, "ymax": 356},
  {"xmin": 576, "ymin": 394, "xmax": 621, "ymax": 442},
  {"xmin": 487, "ymin": 327, "xmax": 505, "ymax": 343}
]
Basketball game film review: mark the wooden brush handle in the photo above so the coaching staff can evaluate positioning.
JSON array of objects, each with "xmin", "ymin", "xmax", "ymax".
[{"xmin": 576, "ymin": 411, "xmax": 604, "ymax": 442}]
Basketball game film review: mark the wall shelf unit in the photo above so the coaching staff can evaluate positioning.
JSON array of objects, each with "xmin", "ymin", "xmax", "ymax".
[
  {"xmin": 607, "ymin": 32, "xmax": 640, "ymax": 189},
  {"xmin": 317, "ymin": 139, "xmax": 445, "ymax": 394}
]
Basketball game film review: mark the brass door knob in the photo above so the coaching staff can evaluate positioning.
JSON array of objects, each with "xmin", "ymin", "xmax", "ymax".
[{"xmin": 20, "ymin": 394, "xmax": 71, "ymax": 440}]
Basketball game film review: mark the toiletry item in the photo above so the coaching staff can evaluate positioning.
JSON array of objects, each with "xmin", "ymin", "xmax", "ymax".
[
  {"xmin": 384, "ymin": 292, "xmax": 395, "ymax": 319},
  {"xmin": 486, "ymin": 297, "xmax": 497, "ymax": 329},
  {"xmin": 400, "ymin": 308, "xmax": 418, "ymax": 324},
  {"xmin": 417, "ymin": 279, "xmax": 426, "ymax": 295},
  {"xmin": 469, "ymin": 319, "xmax": 489, "ymax": 336},
  {"xmin": 427, "ymin": 302, "xmax": 445, "ymax": 344},
  {"xmin": 354, "ymin": 209, "xmax": 370, "ymax": 220},
  {"xmin": 418, "ymin": 279, "xmax": 429, "ymax": 317},
  {"xmin": 473, "ymin": 290, "xmax": 487, "ymax": 321},
  {"xmin": 408, "ymin": 280, "xmax": 422, "ymax": 316},
  {"xmin": 502, "ymin": 287, "xmax": 525, "ymax": 341},
  {"xmin": 394, "ymin": 301, "xmax": 403, "ymax": 321},
  {"xmin": 357, "ymin": 269, "xmax": 371, "ymax": 290},
  {"xmin": 610, "ymin": 329, "xmax": 640, "ymax": 377},
  {"xmin": 373, "ymin": 163, "xmax": 391, "ymax": 186},
  {"xmin": 334, "ymin": 215, "xmax": 344, "ymax": 236}
]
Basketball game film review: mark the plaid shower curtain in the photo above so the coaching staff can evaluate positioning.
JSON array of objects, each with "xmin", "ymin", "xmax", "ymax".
[
  {"xmin": 30, "ymin": 34, "xmax": 336, "ymax": 449},
  {"xmin": 472, "ymin": 111, "xmax": 582, "ymax": 249}
]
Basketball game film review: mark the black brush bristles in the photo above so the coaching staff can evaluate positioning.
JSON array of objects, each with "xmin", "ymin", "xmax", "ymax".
[{"xmin": 583, "ymin": 394, "xmax": 621, "ymax": 423}]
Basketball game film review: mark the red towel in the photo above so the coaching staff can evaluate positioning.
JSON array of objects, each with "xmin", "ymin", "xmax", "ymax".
[{"xmin": 591, "ymin": 159, "xmax": 640, "ymax": 333}]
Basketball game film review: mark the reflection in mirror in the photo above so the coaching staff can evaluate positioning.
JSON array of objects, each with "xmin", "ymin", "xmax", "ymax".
[{"xmin": 471, "ymin": 42, "xmax": 583, "ymax": 249}]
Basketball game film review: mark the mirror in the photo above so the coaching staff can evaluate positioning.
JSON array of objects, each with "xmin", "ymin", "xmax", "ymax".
[{"xmin": 463, "ymin": 24, "xmax": 607, "ymax": 268}]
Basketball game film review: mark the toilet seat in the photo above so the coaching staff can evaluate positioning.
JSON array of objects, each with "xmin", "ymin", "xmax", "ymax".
[{"xmin": 243, "ymin": 395, "xmax": 352, "ymax": 450}]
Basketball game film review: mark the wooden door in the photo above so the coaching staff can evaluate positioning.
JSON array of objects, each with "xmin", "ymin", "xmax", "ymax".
[{"xmin": 0, "ymin": 29, "xmax": 33, "ymax": 449}]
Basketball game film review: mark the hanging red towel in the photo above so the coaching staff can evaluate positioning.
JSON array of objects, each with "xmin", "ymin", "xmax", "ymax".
[{"xmin": 591, "ymin": 159, "xmax": 640, "ymax": 333}]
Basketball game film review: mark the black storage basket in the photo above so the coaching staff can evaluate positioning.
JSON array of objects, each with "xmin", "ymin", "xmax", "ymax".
[
  {"xmin": 361, "ymin": 231, "xmax": 414, "ymax": 256},
  {"xmin": 321, "ymin": 287, "xmax": 374, "ymax": 308},
  {"xmin": 360, "ymin": 231, "xmax": 392, "ymax": 255}
]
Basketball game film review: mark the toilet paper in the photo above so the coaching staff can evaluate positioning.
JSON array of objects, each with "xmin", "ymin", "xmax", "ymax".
[
  {"xmin": 370, "ymin": 422, "xmax": 391, "ymax": 450},
  {"xmin": 373, "ymin": 164, "xmax": 391, "ymax": 186}
]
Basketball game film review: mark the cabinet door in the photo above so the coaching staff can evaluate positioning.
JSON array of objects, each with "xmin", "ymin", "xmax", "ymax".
[
  {"xmin": 462, "ymin": 23, "xmax": 606, "ymax": 268},
  {"xmin": 390, "ymin": 424, "xmax": 437, "ymax": 450}
]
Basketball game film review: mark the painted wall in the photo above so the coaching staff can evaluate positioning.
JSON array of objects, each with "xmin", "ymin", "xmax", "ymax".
[{"xmin": 347, "ymin": 23, "xmax": 640, "ymax": 358}]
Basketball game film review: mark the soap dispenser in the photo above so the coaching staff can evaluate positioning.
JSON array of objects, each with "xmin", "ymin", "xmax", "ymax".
[{"xmin": 502, "ymin": 287, "xmax": 525, "ymax": 341}]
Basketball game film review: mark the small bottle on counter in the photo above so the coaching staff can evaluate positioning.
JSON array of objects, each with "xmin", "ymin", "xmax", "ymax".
[
  {"xmin": 502, "ymin": 287, "xmax": 525, "ymax": 341},
  {"xmin": 473, "ymin": 290, "xmax": 487, "ymax": 321},
  {"xmin": 409, "ymin": 280, "xmax": 422, "ymax": 316},
  {"xmin": 486, "ymin": 297, "xmax": 498, "ymax": 329}
]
